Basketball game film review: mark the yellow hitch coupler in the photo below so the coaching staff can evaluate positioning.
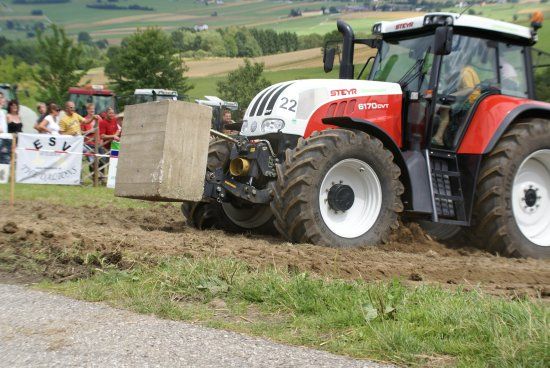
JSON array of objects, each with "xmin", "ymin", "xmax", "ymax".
[{"xmin": 230, "ymin": 157, "xmax": 251, "ymax": 176}]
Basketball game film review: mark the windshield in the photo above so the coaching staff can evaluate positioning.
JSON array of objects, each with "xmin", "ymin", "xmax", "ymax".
[
  {"xmin": 370, "ymin": 34, "xmax": 434, "ymax": 91},
  {"xmin": 69, "ymin": 94, "xmax": 116, "ymax": 116}
]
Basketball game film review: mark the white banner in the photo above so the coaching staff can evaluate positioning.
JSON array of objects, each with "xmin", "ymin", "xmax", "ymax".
[
  {"xmin": 16, "ymin": 133, "xmax": 83, "ymax": 185},
  {"xmin": 0, "ymin": 133, "xmax": 13, "ymax": 184}
]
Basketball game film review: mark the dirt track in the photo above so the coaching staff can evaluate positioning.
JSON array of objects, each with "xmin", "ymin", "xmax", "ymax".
[{"xmin": 1, "ymin": 201, "xmax": 549, "ymax": 298}]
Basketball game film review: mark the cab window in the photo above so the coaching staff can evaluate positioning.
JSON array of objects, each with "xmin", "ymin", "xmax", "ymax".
[{"xmin": 498, "ymin": 44, "xmax": 528, "ymax": 98}]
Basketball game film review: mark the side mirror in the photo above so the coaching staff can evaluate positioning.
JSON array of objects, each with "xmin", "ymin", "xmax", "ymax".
[
  {"xmin": 323, "ymin": 47, "xmax": 336, "ymax": 73},
  {"xmin": 433, "ymin": 26, "xmax": 453, "ymax": 55}
]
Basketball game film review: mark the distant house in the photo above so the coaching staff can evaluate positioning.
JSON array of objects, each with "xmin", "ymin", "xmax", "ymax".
[
  {"xmin": 302, "ymin": 10, "xmax": 322, "ymax": 17},
  {"xmin": 194, "ymin": 24, "xmax": 209, "ymax": 32},
  {"xmin": 216, "ymin": 0, "xmax": 224, "ymax": 4}
]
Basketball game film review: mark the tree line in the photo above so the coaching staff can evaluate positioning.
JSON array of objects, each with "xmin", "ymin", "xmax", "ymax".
[{"xmin": 170, "ymin": 27, "xmax": 326, "ymax": 58}]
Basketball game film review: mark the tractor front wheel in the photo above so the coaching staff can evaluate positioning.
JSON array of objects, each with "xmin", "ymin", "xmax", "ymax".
[
  {"xmin": 271, "ymin": 129, "xmax": 404, "ymax": 247},
  {"xmin": 473, "ymin": 118, "xmax": 550, "ymax": 258},
  {"xmin": 181, "ymin": 139, "xmax": 274, "ymax": 234}
]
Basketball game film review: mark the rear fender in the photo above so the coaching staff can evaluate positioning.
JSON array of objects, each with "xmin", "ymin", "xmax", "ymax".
[
  {"xmin": 458, "ymin": 96, "xmax": 550, "ymax": 154},
  {"xmin": 322, "ymin": 117, "xmax": 417, "ymax": 211},
  {"xmin": 483, "ymin": 104, "xmax": 550, "ymax": 154}
]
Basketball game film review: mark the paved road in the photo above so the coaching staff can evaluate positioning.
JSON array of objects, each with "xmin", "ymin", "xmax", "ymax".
[{"xmin": 0, "ymin": 284, "xmax": 393, "ymax": 368}]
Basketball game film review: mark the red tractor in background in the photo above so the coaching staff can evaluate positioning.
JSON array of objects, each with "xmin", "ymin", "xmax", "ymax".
[
  {"xmin": 183, "ymin": 12, "xmax": 550, "ymax": 259},
  {"xmin": 68, "ymin": 85, "xmax": 116, "ymax": 117}
]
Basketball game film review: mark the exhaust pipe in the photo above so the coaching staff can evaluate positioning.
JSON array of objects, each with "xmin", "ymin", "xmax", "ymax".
[{"xmin": 337, "ymin": 20, "xmax": 355, "ymax": 79}]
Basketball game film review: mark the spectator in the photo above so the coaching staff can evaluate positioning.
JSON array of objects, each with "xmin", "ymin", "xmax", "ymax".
[
  {"xmin": 99, "ymin": 107, "xmax": 120, "ymax": 150},
  {"xmin": 221, "ymin": 109, "xmax": 238, "ymax": 134},
  {"xmin": 0, "ymin": 92, "xmax": 6, "ymax": 134},
  {"xmin": 82, "ymin": 103, "xmax": 107, "ymax": 179},
  {"xmin": 81, "ymin": 103, "xmax": 101, "ymax": 143},
  {"xmin": 59, "ymin": 101, "xmax": 84, "ymax": 136},
  {"xmin": 6, "ymin": 100, "xmax": 23, "ymax": 134},
  {"xmin": 34, "ymin": 102, "xmax": 47, "ymax": 132},
  {"xmin": 37, "ymin": 103, "xmax": 61, "ymax": 135}
]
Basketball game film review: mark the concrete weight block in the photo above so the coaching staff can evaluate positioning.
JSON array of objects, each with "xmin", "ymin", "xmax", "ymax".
[{"xmin": 115, "ymin": 100, "xmax": 212, "ymax": 201}]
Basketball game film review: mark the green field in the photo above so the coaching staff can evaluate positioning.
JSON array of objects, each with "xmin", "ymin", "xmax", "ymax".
[
  {"xmin": 0, "ymin": 0, "xmax": 348, "ymax": 40},
  {"xmin": 2, "ymin": 0, "xmax": 549, "ymax": 47}
]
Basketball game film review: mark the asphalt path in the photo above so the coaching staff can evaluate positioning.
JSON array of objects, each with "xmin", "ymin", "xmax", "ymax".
[{"xmin": 0, "ymin": 284, "xmax": 394, "ymax": 368}]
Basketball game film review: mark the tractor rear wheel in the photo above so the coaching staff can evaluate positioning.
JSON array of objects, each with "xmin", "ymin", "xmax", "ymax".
[
  {"xmin": 181, "ymin": 139, "xmax": 274, "ymax": 233},
  {"xmin": 472, "ymin": 118, "xmax": 550, "ymax": 258},
  {"xmin": 271, "ymin": 129, "xmax": 404, "ymax": 247}
]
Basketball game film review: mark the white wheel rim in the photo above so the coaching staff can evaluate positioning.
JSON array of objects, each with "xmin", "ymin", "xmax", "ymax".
[
  {"xmin": 512, "ymin": 149, "xmax": 550, "ymax": 247},
  {"xmin": 221, "ymin": 202, "xmax": 272, "ymax": 229},
  {"xmin": 319, "ymin": 158, "xmax": 382, "ymax": 239}
]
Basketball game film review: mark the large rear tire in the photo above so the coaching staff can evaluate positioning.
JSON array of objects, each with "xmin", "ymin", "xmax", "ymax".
[
  {"xmin": 271, "ymin": 129, "xmax": 404, "ymax": 247},
  {"xmin": 472, "ymin": 118, "xmax": 550, "ymax": 258},
  {"xmin": 181, "ymin": 139, "xmax": 274, "ymax": 233}
]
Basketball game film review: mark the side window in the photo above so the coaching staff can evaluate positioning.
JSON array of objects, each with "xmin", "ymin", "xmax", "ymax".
[
  {"xmin": 439, "ymin": 35, "xmax": 498, "ymax": 96},
  {"xmin": 499, "ymin": 44, "xmax": 528, "ymax": 98}
]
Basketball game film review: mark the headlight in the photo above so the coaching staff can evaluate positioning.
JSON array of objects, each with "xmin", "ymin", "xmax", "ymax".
[
  {"xmin": 261, "ymin": 118, "xmax": 285, "ymax": 133},
  {"xmin": 241, "ymin": 120, "xmax": 248, "ymax": 131},
  {"xmin": 250, "ymin": 121, "xmax": 258, "ymax": 132}
]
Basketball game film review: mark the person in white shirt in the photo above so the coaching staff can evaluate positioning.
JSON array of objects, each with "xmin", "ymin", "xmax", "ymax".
[
  {"xmin": 0, "ymin": 92, "xmax": 7, "ymax": 134},
  {"xmin": 36, "ymin": 103, "xmax": 61, "ymax": 135}
]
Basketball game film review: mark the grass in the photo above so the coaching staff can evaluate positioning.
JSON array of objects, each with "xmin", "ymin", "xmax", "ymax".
[
  {"xmin": 44, "ymin": 256, "xmax": 549, "ymax": 367},
  {"xmin": 0, "ymin": 183, "xmax": 157, "ymax": 209}
]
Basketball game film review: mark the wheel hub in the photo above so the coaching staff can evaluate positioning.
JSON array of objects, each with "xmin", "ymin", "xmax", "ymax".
[
  {"xmin": 522, "ymin": 186, "xmax": 539, "ymax": 208},
  {"xmin": 327, "ymin": 184, "xmax": 355, "ymax": 212}
]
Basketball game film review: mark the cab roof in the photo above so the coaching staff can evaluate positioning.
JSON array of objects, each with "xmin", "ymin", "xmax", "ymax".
[{"xmin": 373, "ymin": 12, "xmax": 533, "ymax": 42}]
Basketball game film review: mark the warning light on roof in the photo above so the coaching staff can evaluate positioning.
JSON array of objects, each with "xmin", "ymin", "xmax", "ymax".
[{"xmin": 531, "ymin": 10, "xmax": 544, "ymax": 32}]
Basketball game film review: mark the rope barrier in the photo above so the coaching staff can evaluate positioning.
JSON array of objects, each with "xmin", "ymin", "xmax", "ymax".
[{"xmin": 17, "ymin": 147, "xmax": 111, "ymax": 158}]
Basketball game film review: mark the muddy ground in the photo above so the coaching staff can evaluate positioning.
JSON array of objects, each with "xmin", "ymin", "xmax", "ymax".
[{"xmin": 1, "ymin": 201, "xmax": 548, "ymax": 299}]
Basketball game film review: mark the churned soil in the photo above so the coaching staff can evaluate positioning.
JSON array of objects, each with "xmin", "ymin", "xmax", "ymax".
[{"xmin": 1, "ymin": 201, "xmax": 548, "ymax": 299}]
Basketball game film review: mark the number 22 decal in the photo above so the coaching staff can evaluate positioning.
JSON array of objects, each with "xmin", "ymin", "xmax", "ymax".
[{"xmin": 279, "ymin": 97, "xmax": 296, "ymax": 112}]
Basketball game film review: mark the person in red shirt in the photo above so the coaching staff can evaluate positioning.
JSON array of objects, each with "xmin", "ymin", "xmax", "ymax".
[
  {"xmin": 81, "ymin": 103, "xmax": 107, "ymax": 180},
  {"xmin": 99, "ymin": 107, "xmax": 121, "ymax": 150},
  {"xmin": 81, "ymin": 103, "xmax": 102, "ymax": 145}
]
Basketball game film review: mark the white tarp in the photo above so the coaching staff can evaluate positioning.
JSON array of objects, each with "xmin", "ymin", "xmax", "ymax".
[{"xmin": 16, "ymin": 133, "xmax": 83, "ymax": 185}]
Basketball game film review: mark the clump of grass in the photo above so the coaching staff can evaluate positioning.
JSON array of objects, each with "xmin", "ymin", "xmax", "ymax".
[{"xmin": 44, "ymin": 257, "xmax": 549, "ymax": 367}]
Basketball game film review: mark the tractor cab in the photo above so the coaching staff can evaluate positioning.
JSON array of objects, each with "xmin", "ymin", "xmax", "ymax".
[{"xmin": 326, "ymin": 13, "xmax": 538, "ymax": 150}]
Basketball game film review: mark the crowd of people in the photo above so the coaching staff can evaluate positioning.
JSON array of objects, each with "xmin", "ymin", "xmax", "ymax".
[
  {"xmin": 0, "ymin": 93, "xmax": 122, "ymax": 183},
  {"xmin": 0, "ymin": 94, "xmax": 121, "ymax": 146}
]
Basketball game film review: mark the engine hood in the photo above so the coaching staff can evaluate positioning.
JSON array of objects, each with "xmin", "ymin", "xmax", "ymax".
[{"xmin": 241, "ymin": 79, "xmax": 402, "ymax": 137}]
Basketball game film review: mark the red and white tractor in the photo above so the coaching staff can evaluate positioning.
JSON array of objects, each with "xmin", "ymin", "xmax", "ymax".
[{"xmin": 183, "ymin": 12, "xmax": 550, "ymax": 259}]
